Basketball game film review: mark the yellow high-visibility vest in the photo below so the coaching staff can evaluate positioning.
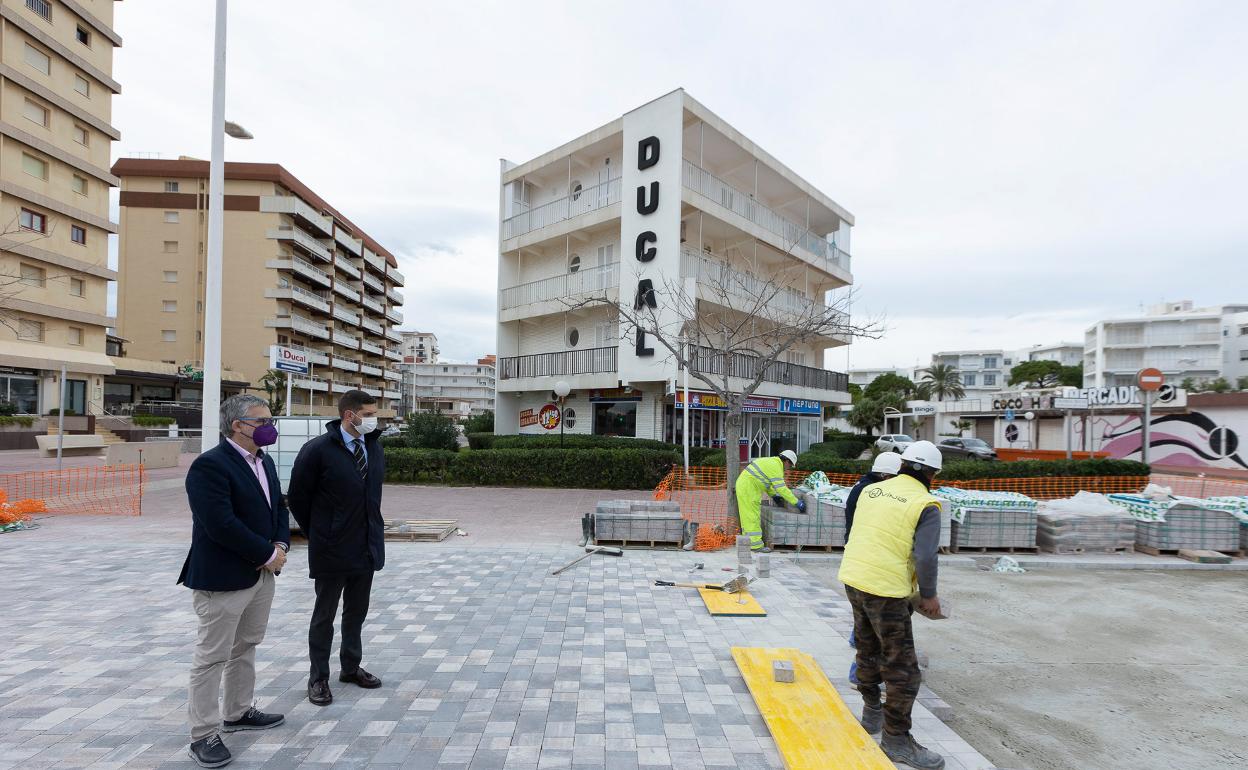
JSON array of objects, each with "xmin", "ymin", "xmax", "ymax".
[
  {"xmin": 738, "ymin": 456, "xmax": 798, "ymax": 505},
  {"xmin": 838, "ymin": 473, "xmax": 940, "ymax": 598}
]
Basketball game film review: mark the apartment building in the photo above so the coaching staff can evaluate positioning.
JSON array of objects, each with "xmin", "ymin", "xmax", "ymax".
[
  {"xmin": 0, "ymin": 0, "xmax": 120, "ymax": 414},
  {"xmin": 1023, "ymin": 342, "xmax": 1082, "ymax": 367},
  {"xmin": 1084, "ymin": 300, "xmax": 1248, "ymax": 389},
  {"xmin": 400, "ymin": 330, "xmax": 438, "ymax": 364},
  {"xmin": 112, "ymin": 158, "xmax": 406, "ymax": 418},
  {"xmin": 930, "ymin": 350, "xmax": 1014, "ymax": 393},
  {"xmin": 848, "ymin": 367, "xmax": 916, "ymax": 389},
  {"xmin": 404, "ymin": 356, "xmax": 495, "ymax": 418},
  {"xmin": 496, "ymin": 89, "xmax": 853, "ymax": 457}
]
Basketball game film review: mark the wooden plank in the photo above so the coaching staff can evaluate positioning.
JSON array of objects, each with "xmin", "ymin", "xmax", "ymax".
[
  {"xmin": 698, "ymin": 587, "xmax": 766, "ymax": 617},
  {"xmin": 731, "ymin": 647, "xmax": 893, "ymax": 770},
  {"xmin": 1178, "ymin": 549, "xmax": 1232, "ymax": 564}
]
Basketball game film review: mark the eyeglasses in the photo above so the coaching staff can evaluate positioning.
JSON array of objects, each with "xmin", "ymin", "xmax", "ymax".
[{"xmin": 238, "ymin": 417, "xmax": 275, "ymax": 426}]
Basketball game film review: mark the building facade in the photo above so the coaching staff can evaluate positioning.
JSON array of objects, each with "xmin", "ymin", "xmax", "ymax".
[
  {"xmin": 495, "ymin": 90, "xmax": 853, "ymax": 458},
  {"xmin": 1023, "ymin": 342, "xmax": 1083, "ymax": 367},
  {"xmin": 0, "ymin": 0, "xmax": 120, "ymax": 415},
  {"xmin": 847, "ymin": 367, "xmax": 916, "ymax": 389},
  {"xmin": 404, "ymin": 357, "xmax": 495, "ymax": 418},
  {"xmin": 112, "ymin": 158, "xmax": 405, "ymax": 417},
  {"xmin": 1083, "ymin": 300, "xmax": 1248, "ymax": 389},
  {"xmin": 931, "ymin": 350, "xmax": 1013, "ymax": 393},
  {"xmin": 400, "ymin": 331, "xmax": 438, "ymax": 364}
]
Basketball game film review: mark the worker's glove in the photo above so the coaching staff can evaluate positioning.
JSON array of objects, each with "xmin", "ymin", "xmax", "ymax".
[
  {"xmin": 796, "ymin": 500, "xmax": 807, "ymax": 514},
  {"xmin": 771, "ymin": 495, "xmax": 785, "ymax": 507}
]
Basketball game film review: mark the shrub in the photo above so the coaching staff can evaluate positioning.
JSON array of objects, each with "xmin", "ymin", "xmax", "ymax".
[
  {"xmin": 131, "ymin": 414, "xmax": 174, "ymax": 427},
  {"xmin": 0, "ymin": 415, "xmax": 34, "ymax": 428},
  {"xmin": 0, "ymin": 401, "xmax": 17, "ymax": 416},
  {"xmin": 688, "ymin": 446, "xmax": 725, "ymax": 466},
  {"xmin": 447, "ymin": 448, "xmax": 679, "ymax": 489},
  {"xmin": 383, "ymin": 448, "xmax": 457, "ymax": 483},
  {"xmin": 823, "ymin": 429, "xmax": 874, "ymax": 444},
  {"xmin": 405, "ymin": 412, "xmax": 460, "ymax": 451},
  {"xmin": 462, "ymin": 410, "xmax": 495, "ymax": 434},
  {"xmin": 380, "ymin": 435, "xmax": 408, "ymax": 449},
  {"xmin": 46, "ymin": 408, "xmax": 78, "ymax": 416},
  {"xmin": 795, "ymin": 453, "xmax": 871, "ymax": 475},
  {"xmin": 794, "ymin": 453, "xmax": 1149, "ymax": 481},
  {"xmin": 807, "ymin": 439, "xmax": 867, "ymax": 459},
  {"xmin": 466, "ymin": 432, "xmax": 496, "ymax": 450}
]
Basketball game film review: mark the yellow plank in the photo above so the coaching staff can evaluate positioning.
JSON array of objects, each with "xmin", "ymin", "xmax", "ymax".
[
  {"xmin": 698, "ymin": 586, "xmax": 767, "ymax": 616},
  {"xmin": 731, "ymin": 647, "xmax": 893, "ymax": 770}
]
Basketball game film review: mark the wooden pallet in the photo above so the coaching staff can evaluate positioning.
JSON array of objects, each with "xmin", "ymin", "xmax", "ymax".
[
  {"xmin": 592, "ymin": 538, "xmax": 683, "ymax": 550},
  {"xmin": 1178, "ymin": 549, "xmax": 1233, "ymax": 564},
  {"xmin": 1136, "ymin": 544, "xmax": 1242, "ymax": 558},
  {"xmin": 768, "ymin": 543, "xmax": 843, "ymax": 553},
  {"xmin": 1039, "ymin": 544, "xmax": 1134, "ymax": 555},
  {"xmin": 950, "ymin": 545, "xmax": 1039, "ymax": 554},
  {"xmin": 382, "ymin": 519, "xmax": 457, "ymax": 542}
]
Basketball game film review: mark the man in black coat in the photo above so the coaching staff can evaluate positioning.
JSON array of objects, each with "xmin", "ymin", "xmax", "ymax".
[
  {"xmin": 180, "ymin": 394, "xmax": 290, "ymax": 768},
  {"xmin": 288, "ymin": 390, "xmax": 386, "ymax": 706}
]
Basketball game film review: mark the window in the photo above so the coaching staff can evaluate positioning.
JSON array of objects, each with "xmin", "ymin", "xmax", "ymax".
[
  {"xmin": 1004, "ymin": 357, "xmax": 1013, "ymax": 366},
  {"xmin": 594, "ymin": 402, "xmax": 637, "ymax": 437},
  {"xmin": 162, "ymin": 301, "xmax": 177, "ymax": 312},
  {"xmin": 24, "ymin": 43, "xmax": 50, "ymax": 75},
  {"xmin": 18, "ymin": 319, "xmax": 44, "ymax": 341},
  {"xmin": 26, "ymin": 0, "xmax": 51, "ymax": 22},
  {"xmin": 20, "ymin": 263, "xmax": 46, "ymax": 287},
  {"xmin": 73, "ymin": 125, "xmax": 89, "ymax": 146},
  {"xmin": 23, "ymin": 99, "xmax": 48, "ymax": 127},
  {"xmin": 74, "ymin": 75, "xmax": 90, "ymax": 96},
  {"xmin": 76, "ymin": 25, "xmax": 91, "ymax": 46},
  {"xmin": 983, "ymin": 374, "xmax": 997, "ymax": 387},
  {"xmin": 164, "ymin": 211, "xmax": 179, "ymax": 223},
  {"xmin": 165, "ymin": 181, "xmax": 180, "ymax": 193},
  {"xmin": 22, "ymin": 153, "xmax": 48, "ymax": 180},
  {"xmin": 69, "ymin": 277, "xmax": 85, "ymax": 296},
  {"xmin": 1, "ymin": 373, "xmax": 41, "ymax": 413},
  {"xmin": 567, "ymin": 327, "xmax": 580, "ymax": 347},
  {"xmin": 67, "ymin": 327, "xmax": 83, "ymax": 346},
  {"xmin": 20, "ymin": 209, "xmax": 47, "ymax": 233},
  {"xmin": 963, "ymin": 373, "xmax": 977, "ymax": 386},
  {"xmin": 163, "ymin": 271, "xmax": 178, "ymax": 283},
  {"xmin": 983, "ymin": 356, "xmax": 998, "ymax": 369},
  {"xmin": 72, "ymin": 175, "xmax": 88, "ymax": 196},
  {"xmin": 163, "ymin": 241, "xmax": 178, "ymax": 254},
  {"xmin": 196, "ymin": 301, "xmax": 202, "ymax": 313},
  {"xmin": 1240, "ymin": 326, "xmax": 1248, "ymax": 336},
  {"xmin": 568, "ymin": 254, "xmax": 581, "ymax": 273},
  {"xmin": 563, "ymin": 408, "xmax": 577, "ymax": 429},
  {"xmin": 70, "ymin": 225, "xmax": 86, "ymax": 245},
  {"xmin": 162, "ymin": 330, "xmax": 177, "ymax": 342}
]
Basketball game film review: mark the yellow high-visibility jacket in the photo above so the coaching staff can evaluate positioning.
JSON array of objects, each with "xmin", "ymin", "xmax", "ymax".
[{"xmin": 838, "ymin": 473, "xmax": 940, "ymax": 598}]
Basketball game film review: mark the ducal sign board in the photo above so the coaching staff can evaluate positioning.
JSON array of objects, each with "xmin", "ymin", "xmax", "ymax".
[{"xmin": 269, "ymin": 345, "xmax": 309, "ymax": 374}]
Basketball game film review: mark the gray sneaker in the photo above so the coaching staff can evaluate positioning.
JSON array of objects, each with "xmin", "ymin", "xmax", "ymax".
[
  {"xmin": 859, "ymin": 704, "xmax": 883, "ymax": 734},
  {"xmin": 881, "ymin": 731, "xmax": 945, "ymax": 769}
]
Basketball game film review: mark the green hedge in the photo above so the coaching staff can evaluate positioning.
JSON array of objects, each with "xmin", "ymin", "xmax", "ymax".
[
  {"xmin": 383, "ymin": 448, "xmax": 457, "ymax": 483},
  {"xmin": 384, "ymin": 446, "xmax": 678, "ymax": 489},
  {"xmin": 0, "ymin": 415, "xmax": 34, "ymax": 428},
  {"xmin": 131, "ymin": 414, "xmax": 175, "ymax": 427},
  {"xmin": 795, "ymin": 453, "xmax": 1149, "ymax": 481},
  {"xmin": 380, "ymin": 435, "xmax": 408, "ymax": 450},
  {"xmin": 466, "ymin": 432, "xmax": 496, "ymax": 450},
  {"xmin": 806, "ymin": 439, "xmax": 868, "ymax": 459}
]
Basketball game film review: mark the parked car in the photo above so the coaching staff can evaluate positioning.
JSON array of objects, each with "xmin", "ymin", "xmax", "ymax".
[
  {"xmin": 874, "ymin": 434, "xmax": 915, "ymax": 454},
  {"xmin": 937, "ymin": 437, "xmax": 997, "ymax": 461},
  {"xmin": 381, "ymin": 424, "xmax": 403, "ymax": 438}
]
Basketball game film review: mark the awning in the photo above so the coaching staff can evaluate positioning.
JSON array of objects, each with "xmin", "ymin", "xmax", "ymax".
[{"xmin": 0, "ymin": 340, "xmax": 115, "ymax": 376}]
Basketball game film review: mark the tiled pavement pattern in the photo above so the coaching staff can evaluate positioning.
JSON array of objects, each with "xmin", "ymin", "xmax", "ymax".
[{"xmin": 0, "ymin": 540, "xmax": 995, "ymax": 769}]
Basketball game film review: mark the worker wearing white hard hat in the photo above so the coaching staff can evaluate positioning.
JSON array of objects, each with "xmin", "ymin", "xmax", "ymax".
[
  {"xmin": 844, "ymin": 451, "xmax": 904, "ymax": 536},
  {"xmin": 734, "ymin": 450, "xmax": 804, "ymax": 553},
  {"xmin": 837, "ymin": 440, "xmax": 946, "ymax": 769}
]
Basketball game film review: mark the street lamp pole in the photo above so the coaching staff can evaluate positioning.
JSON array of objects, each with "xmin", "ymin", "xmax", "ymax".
[
  {"xmin": 200, "ymin": 0, "xmax": 228, "ymax": 453},
  {"xmin": 554, "ymin": 380, "xmax": 571, "ymax": 448}
]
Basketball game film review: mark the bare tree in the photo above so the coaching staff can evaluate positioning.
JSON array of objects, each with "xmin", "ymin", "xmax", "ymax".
[
  {"xmin": 0, "ymin": 211, "xmax": 63, "ymax": 335},
  {"xmin": 570, "ymin": 256, "xmax": 882, "ymax": 521}
]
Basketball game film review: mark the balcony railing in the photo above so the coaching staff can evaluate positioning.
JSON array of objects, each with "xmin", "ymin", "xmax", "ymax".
[
  {"xmin": 334, "ymin": 257, "xmax": 362, "ymax": 280},
  {"xmin": 331, "ymin": 357, "xmax": 360, "ymax": 372},
  {"xmin": 386, "ymin": 288, "xmax": 404, "ymax": 305},
  {"xmin": 332, "ymin": 305, "xmax": 361, "ymax": 326},
  {"xmin": 268, "ymin": 226, "xmax": 332, "ymax": 263},
  {"xmin": 678, "ymin": 247, "xmax": 845, "ymax": 325},
  {"xmin": 384, "ymin": 328, "xmax": 402, "ymax": 343},
  {"xmin": 362, "ymin": 272, "xmax": 385, "ymax": 293},
  {"xmin": 388, "ymin": 267, "xmax": 405, "ymax": 286},
  {"xmin": 500, "ymin": 262, "xmax": 620, "ymax": 311},
  {"xmin": 363, "ymin": 249, "xmax": 387, "ymax": 275},
  {"xmin": 383, "ymin": 369, "xmax": 402, "ymax": 381},
  {"xmin": 267, "ymin": 283, "xmax": 330, "ymax": 313},
  {"xmin": 502, "ymin": 177, "xmax": 622, "ymax": 240},
  {"xmin": 386, "ymin": 308, "xmax": 403, "ymax": 324},
  {"xmin": 691, "ymin": 345, "xmax": 848, "ymax": 392},
  {"xmin": 290, "ymin": 373, "xmax": 330, "ymax": 392},
  {"xmin": 268, "ymin": 256, "xmax": 332, "ymax": 288},
  {"xmin": 260, "ymin": 195, "xmax": 332, "ymax": 236},
  {"xmin": 26, "ymin": 0, "xmax": 52, "ymax": 22},
  {"xmin": 383, "ymin": 389, "xmax": 401, "ymax": 400},
  {"xmin": 361, "ymin": 386, "xmax": 383, "ymax": 397},
  {"xmin": 384, "ymin": 347, "xmax": 402, "ymax": 361},
  {"xmin": 499, "ymin": 346, "xmax": 617, "ymax": 380},
  {"xmin": 360, "ymin": 295, "xmax": 385, "ymax": 315},
  {"xmin": 681, "ymin": 160, "xmax": 851, "ymax": 272},
  {"xmin": 360, "ymin": 363, "xmax": 383, "ymax": 376},
  {"xmin": 333, "ymin": 329, "xmax": 360, "ymax": 348},
  {"xmin": 334, "ymin": 229, "xmax": 363, "ymax": 256},
  {"xmin": 361, "ymin": 317, "xmax": 384, "ymax": 336},
  {"xmin": 332, "ymin": 282, "xmax": 361, "ymax": 302},
  {"xmin": 269, "ymin": 314, "xmax": 330, "ymax": 340}
]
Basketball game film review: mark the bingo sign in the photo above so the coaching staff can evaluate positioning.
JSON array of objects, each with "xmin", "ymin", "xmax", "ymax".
[
  {"xmin": 538, "ymin": 403, "xmax": 561, "ymax": 431},
  {"xmin": 269, "ymin": 345, "xmax": 309, "ymax": 374}
]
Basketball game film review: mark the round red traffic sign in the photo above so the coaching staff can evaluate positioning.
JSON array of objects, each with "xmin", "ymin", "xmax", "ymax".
[{"xmin": 1137, "ymin": 368, "xmax": 1164, "ymax": 392}]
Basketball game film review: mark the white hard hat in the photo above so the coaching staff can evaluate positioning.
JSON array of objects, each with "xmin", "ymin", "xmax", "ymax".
[
  {"xmin": 899, "ymin": 440, "xmax": 943, "ymax": 472},
  {"xmin": 779, "ymin": 450, "xmax": 798, "ymax": 465},
  {"xmin": 871, "ymin": 451, "xmax": 903, "ymax": 475}
]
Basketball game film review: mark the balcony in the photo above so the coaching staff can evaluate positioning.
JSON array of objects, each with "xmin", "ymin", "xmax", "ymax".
[
  {"xmin": 691, "ymin": 345, "xmax": 848, "ymax": 392},
  {"xmin": 331, "ymin": 356, "xmax": 360, "ymax": 373},
  {"xmin": 266, "ymin": 314, "xmax": 330, "ymax": 340},
  {"xmin": 388, "ymin": 266, "xmax": 405, "ymax": 286},
  {"xmin": 681, "ymin": 160, "xmax": 851, "ymax": 273},
  {"xmin": 499, "ymin": 346, "xmax": 617, "ymax": 380},
  {"xmin": 334, "ymin": 257, "xmax": 362, "ymax": 280},
  {"xmin": 267, "ymin": 257, "xmax": 332, "ymax": 289},
  {"xmin": 384, "ymin": 347, "xmax": 402, "ymax": 361},
  {"xmin": 362, "ymin": 272, "xmax": 385, "ymax": 294},
  {"xmin": 333, "ymin": 329, "xmax": 360, "ymax": 349},
  {"xmin": 383, "ymin": 389, "xmax": 401, "ymax": 400},
  {"xmin": 332, "ymin": 305, "xmax": 361, "ymax": 326},
  {"xmin": 266, "ymin": 283, "xmax": 330, "ymax": 314},
  {"xmin": 281, "ymin": 343, "xmax": 328, "ymax": 365},
  {"xmin": 502, "ymin": 177, "xmax": 622, "ymax": 240},
  {"xmin": 360, "ymin": 338, "xmax": 383, "ymax": 355},
  {"xmin": 500, "ymin": 262, "xmax": 619, "ymax": 311},
  {"xmin": 384, "ymin": 369, "xmax": 402, "ymax": 382},
  {"xmin": 386, "ymin": 288, "xmax": 404, "ymax": 305},
  {"xmin": 260, "ymin": 195, "xmax": 332, "ymax": 236},
  {"xmin": 332, "ymin": 282, "xmax": 361, "ymax": 303},
  {"xmin": 363, "ymin": 249, "xmax": 387, "ymax": 275},
  {"xmin": 334, "ymin": 228, "xmax": 363, "ymax": 257},
  {"xmin": 361, "ymin": 386, "xmax": 383, "ymax": 397},
  {"xmin": 268, "ymin": 226, "xmax": 332, "ymax": 263},
  {"xmin": 679, "ymin": 247, "xmax": 845, "ymax": 331},
  {"xmin": 331, "ymin": 382, "xmax": 355, "ymax": 394},
  {"xmin": 384, "ymin": 328, "xmax": 402, "ymax": 344},
  {"xmin": 360, "ymin": 295, "xmax": 385, "ymax": 315},
  {"xmin": 386, "ymin": 307, "xmax": 403, "ymax": 324},
  {"xmin": 290, "ymin": 373, "xmax": 330, "ymax": 392},
  {"xmin": 361, "ymin": 317, "xmax": 384, "ymax": 336},
  {"xmin": 360, "ymin": 362, "xmax": 383, "ymax": 376}
]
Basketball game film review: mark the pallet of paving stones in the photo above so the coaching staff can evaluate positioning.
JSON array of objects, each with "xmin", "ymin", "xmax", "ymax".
[
  {"xmin": 591, "ymin": 499, "xmax": 687, "ymax": 547},
  {"xmin": 1133, "ymin": 505, "xmax": 1241, "ymax": 554},
  {"xmin": 764, "ymin": 499, "xmax": 845, "ymax": 548},
  {"xmin": 382, "ymin": 519, "xmax": 458, "ymax": 542},
  {"xmin": 949, "ymin": 507, "xmax": 1037, "ymax": 552},
  {"xmin": 1036, "ymin": 511, "xmax": 1136, "ymax": 555}
]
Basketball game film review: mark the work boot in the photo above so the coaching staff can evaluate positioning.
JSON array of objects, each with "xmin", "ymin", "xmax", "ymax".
[
  {"xmin": 859, "ymin": 704, "xmax": 883, "ymax": 734},
  {"xmin": 881, "ymin": 732, "xmax": 945, "ymax": 769}
]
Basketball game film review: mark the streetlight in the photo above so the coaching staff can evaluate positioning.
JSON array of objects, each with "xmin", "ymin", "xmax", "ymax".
[
  {"xmin": 200, "ymin": 0, "xmax": 254, "ymax": 452},
  {"xmin": 554, "ymin": 380, "xmax": 570, "ymax": 448}
]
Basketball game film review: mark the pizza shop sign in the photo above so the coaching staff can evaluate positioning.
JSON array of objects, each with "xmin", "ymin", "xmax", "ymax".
[{"xmin": 521, "ymin": 405, "xmax": 562, "ymax": 430}]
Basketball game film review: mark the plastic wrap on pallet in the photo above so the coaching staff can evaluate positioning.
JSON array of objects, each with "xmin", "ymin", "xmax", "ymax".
[
  {"xmin": 1133, "ymin": 505, "xmax": 1240, "ymax": 552},
  {"xmin": 935, "ymin": 487, "xmax": 1037, "ymax": 524}
]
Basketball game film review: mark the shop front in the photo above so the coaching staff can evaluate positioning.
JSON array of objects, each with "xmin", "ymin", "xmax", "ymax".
[{"xmin": 665, "ymin": 390, "xmax": 823, "ymax": 460}]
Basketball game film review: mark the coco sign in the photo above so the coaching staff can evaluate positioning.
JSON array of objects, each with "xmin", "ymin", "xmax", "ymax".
[{"xmin": 632, "ymin": 135, "xmax": 661, "ymax": 357}]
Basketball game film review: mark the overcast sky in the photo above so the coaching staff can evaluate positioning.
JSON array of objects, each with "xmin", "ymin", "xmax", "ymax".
[{"xmin": 111, "ymin": 1, "xmax": 1247, "ymax": 369}]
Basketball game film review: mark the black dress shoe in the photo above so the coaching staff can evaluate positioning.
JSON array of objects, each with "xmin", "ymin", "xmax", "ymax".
[
  {"xmin": 222, "ymin": 706, "xmax": 284, "ymax": 732},
  {"xmin": 339, "ymin": 668, "xmax": 382, "ymax": 689},
  {"xmin": 188, "ymin": 734, "xmax": 232, "ymax": 768},
  {"xmin": 308, "ymin": 679, "xmax": 333, "ymax": 706}
]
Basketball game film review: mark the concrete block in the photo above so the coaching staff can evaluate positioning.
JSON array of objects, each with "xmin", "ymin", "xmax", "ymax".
[{"xmin": 772, "ymin": 660, "xmax": 795, "ymax": 683}]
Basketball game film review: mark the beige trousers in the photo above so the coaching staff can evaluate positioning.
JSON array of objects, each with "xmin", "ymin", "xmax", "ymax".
[{"xmin": 188, "ymin": 571, "xmax": 276, "ymax": 740}]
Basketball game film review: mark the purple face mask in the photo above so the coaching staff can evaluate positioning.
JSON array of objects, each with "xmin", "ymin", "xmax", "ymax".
[{"xmin": 251, "ymin": 423, "xmax": 278, "ymax": 447}]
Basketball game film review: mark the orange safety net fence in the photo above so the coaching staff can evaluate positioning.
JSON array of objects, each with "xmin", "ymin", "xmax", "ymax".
[
  {"xmin": 1150, "ymin": 473, "xmax": 1248, "ymax": 499},
  {"xmin": 0, "ymin": 464, "xmax": 145, "ymax": 517},
  {"xmin": 655, "ymin": 467, "xmax": 1151, "ymax": 551}
]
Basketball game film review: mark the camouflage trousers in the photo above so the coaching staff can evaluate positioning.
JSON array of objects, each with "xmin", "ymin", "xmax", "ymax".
[{"xmin": 844, "ymin": 585, "xmax": 921, "ymax": 735}]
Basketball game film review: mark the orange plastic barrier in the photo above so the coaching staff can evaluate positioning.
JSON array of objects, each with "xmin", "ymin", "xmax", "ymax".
[
  {"xmin": 0, "ymin": 489, "xmax": 46, "ymax": 526},
  {"xmin": 655, "ymin": 467, "xmax": 1149, "ymax": 550},
  {"xmin": 0, "ymin": 464, "xmax": 145, "ymax": 516},
  {"xmin": 996, "ymin": 448, "xmax": 1110, "ymax": 462},
  {"xmin": 1149, "ymin": 473, "xmax": 1248, "ymax": 499}
]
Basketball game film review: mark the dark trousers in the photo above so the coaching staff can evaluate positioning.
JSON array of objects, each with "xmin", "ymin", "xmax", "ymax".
[
  {"xmin": 845, "ymin": 584, "xmax": 921, "ymax": 736},
  {"xmin": 309, "ymin": 572, "xmax": 374, "ymax": 683}
]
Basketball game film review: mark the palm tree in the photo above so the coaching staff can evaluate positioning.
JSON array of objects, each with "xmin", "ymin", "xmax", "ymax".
[
  {"xmin": 916, "ymin": 364, "xmax": 965, "ymax": 402},
  {"xmin": 258, "ymin": 369, "xmax": 287, "ymax": 415}
]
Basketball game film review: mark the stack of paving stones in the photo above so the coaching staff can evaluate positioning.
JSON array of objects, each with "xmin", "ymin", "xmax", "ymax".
[
  {"xmin": 1037, "ymin": 510, "xmax": 1136, "ymax": 553},
  {"xmin": 1134, "ymin": 504, "xmax": 1241, "ymax": 552},
  {"xmin": 762, "ymin": 500, "xmax": 846, "ymax": 548},
  {"xmin": 950, "ymin": 507, "xmax": 1038, "ymax": 551},
  {"xmin": 592, "ymin": 499, "xmax": 687, "ymax": 545}
]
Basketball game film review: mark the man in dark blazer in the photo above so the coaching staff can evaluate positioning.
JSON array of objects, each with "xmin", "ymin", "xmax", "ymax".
[
  {"xmin": 288, "ymin": 389, "xmax": 386, "ymax": 706},
  {"xmin": 180, "ymin": 394, "xmax": 290, "ymax": 768}
]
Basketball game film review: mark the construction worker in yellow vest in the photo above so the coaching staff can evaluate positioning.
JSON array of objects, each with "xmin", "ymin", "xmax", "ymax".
[
  {"xmin": 734, "ymin": 450, "xmax": 805, "ymax": 553},
  {"xmin": 838, "ymin": 440, "xmax": 945, "ymax": 770}
]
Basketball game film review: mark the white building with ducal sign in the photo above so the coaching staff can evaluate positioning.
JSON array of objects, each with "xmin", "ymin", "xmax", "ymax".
[{"xmin": 495, "ymin": 90, "xmax": 854, "ymax": 458}]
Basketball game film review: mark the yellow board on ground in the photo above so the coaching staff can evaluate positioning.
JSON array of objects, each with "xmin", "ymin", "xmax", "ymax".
[
  {"xmin": 698, "ymin": 586, "xmax": 766, "ymax": 616},
  {"xmin": 731, "ymin": 647, "xmax": 893, "ymax": 770}
]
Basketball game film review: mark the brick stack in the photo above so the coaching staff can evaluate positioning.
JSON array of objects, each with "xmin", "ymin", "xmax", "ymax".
[
  {"xmin": 591, "ymin": 500, "xmax": 687, "ymax": 545},
  {"xmin": 1133, "ymin": 504, "xmax": 1240, "ymax": 553},
  {"xmin": 1037, "ymin": 511, "xmax": 1136, "ymax": 554},
  {"xmin": 763, "ymin": 497, "xmax": 845, "ymax": 548},
  {"xmin": 950, "ymin": 507, "xmax": 1038, "ymax": 551}
]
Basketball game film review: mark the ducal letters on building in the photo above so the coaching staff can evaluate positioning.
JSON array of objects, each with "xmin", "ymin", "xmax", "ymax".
[{"xmin": 632, "ymin": 135, "xmax": 660, "ymax": 357}]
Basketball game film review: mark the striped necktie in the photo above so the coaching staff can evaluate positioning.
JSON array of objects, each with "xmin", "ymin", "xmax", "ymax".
[{"xmin": 352, "ymin": 439, "xmax": 368, "ymax": 479}]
